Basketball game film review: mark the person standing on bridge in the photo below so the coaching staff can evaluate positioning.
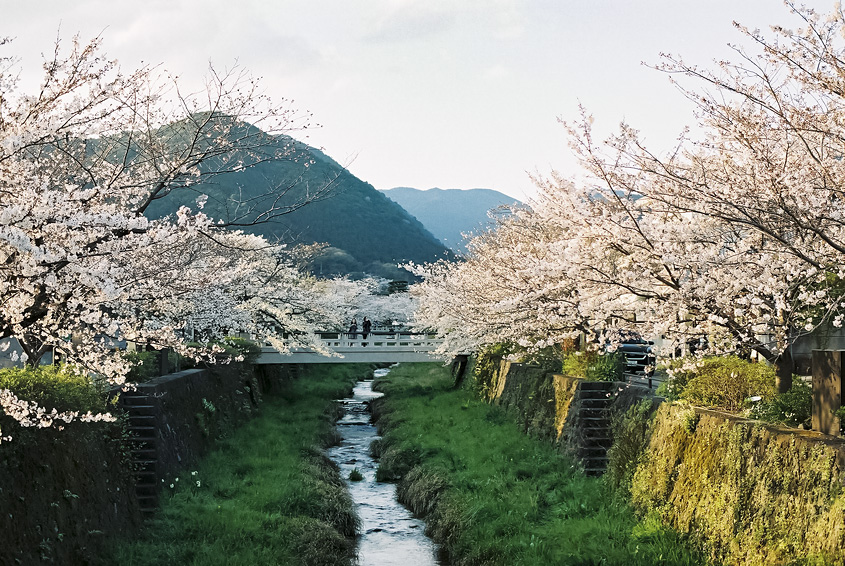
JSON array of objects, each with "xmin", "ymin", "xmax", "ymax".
[
  {"xmin": 348, "ymin": 319, "xmax": 358, "ymax": 339},
  {"xmin": 362, "ymin": 317, "xmax": 372, "ymax": 346}
]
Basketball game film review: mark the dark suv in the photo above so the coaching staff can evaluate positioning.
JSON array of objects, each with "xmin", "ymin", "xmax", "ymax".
[{"xmin": 617, "ymin": 340, "xmax": 656, "ymax": 385}]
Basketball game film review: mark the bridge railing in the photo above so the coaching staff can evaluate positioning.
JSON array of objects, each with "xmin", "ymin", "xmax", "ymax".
[
  {"xmin": 314, "ymin": 330, "xmax": 443, "ymax": 350},
  {"xmin": 255, "ymin": 331, "xmax": 446, "ymax": 364},
  {"xmin": 262, "ymin": 331, "xmax": 444, "ymax": 353}
]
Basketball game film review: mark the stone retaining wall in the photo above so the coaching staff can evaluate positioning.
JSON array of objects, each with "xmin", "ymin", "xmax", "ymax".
[
  {"xmin": 631, "ymin": 403, "xmax": 845, "ymax": 565},
  {"xmin": 1, "ymin": 361, "xmax": 275, "ymax": 564},
  {"xmin": 0, "ymin": 418, "xmax": 140, "ymax": 565},
  {"xmin": 478, "ymin": 356, "xmax": 845, "ymax": 564},
  {"xmin": 481, "ymin": 358, "xmax": 650, "ymax": 454},
  {"xmin": 119, "ymin": 364, "xmax": 263, "ymax": 490}
]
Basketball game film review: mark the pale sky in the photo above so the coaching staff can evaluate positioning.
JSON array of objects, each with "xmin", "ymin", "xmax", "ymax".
[{"xmin": 1, "ymin": 1, "xmax": 834, "ymax": 201}]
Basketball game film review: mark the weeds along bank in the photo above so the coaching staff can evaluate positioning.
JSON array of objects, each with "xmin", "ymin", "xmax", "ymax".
[
  {"xmin": 371, "ymin": 363, "xmax": 707, "ymax": 566},
  {"xmin": 472, "ymin": 353, "xmax": 845, "ymax": 566},
  {"xmin": 103, "ymin": 364, "xmax": 375, "ymax": 566}
]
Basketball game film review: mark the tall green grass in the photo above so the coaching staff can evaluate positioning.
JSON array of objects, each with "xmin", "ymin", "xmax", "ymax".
[
  {"xmin": 104, "ymin": 364, "xmax": 372, "ymax": 566},
  {"xmin": 373, "ymin": 363, "xmax": 709, "ymax": 566}
]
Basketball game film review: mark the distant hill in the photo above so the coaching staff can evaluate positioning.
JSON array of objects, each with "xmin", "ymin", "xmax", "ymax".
[
  {"xmin": 144, "ymin": 118, "xmax": 451, "ymax": 279},
  {"xmin": 381, "ymin": 187, "xmax": 523, "ymax": 252}
]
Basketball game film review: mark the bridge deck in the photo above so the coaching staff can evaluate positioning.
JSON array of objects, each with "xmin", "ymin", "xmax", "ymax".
[{"xmin": 256, "ymin": 332, "xmax": 446, "ymax": 364}]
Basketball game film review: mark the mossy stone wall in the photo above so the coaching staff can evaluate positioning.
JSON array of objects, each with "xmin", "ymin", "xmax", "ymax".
[
  {"xmin": 632, "ymin": 403, "xmax": 845, "ymax": 565},
  {"xmin": 1, "ymin": 362, "xmax": 270, "ymax": 565},
  {"xmin": 483, "ymin": 358, "xmax": 649, "ymax": 451},
  {"xmin": 475, "ymin": 355, "xmax": 845, "ymax": 563},
  {"xmin": 481, "ymin": 359, "xmax": 580, "ymax": 446},
  {"xmin": 0, "ymin": 423, "xmax": 140, "ymax": 565},
  {"xmin": 124, "ymin": 364, "xmax": 263, "ymax": 481}
]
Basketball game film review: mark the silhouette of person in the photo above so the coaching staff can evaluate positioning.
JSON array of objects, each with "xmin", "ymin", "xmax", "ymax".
[{"xmin": 348, "ymin": 319, "xmax": 358, "ymax": 339}]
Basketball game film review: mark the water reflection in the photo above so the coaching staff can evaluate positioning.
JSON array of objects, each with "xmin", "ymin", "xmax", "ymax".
[{"xmin": 327, "ymin": 368, "xmax": 443, "ymax": 566}]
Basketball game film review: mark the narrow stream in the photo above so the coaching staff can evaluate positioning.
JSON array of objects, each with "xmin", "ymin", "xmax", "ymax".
[{"xmin": 327, "ymin": 367, "xmax": 444, "ymax": 566}]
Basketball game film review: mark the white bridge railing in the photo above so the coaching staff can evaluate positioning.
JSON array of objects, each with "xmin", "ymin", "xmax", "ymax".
[
  {"xmin": 313, "ymin": 331, "xmax": 443, "ymax": 350},
  {"xmin": 257, "ymin": 331, "xmax": 446, "ymax": 364}
]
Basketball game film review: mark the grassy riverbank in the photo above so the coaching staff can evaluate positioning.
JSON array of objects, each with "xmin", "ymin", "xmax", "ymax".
[
  {"xmin": 372, "ymin": 363, "xmax": 708, "ymax": 566},
  {"xmin": 104, "ymin": 364, "xmax": 372, "ymax": 566}
]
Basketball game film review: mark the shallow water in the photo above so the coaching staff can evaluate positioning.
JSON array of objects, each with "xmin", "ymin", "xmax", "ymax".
[{"xmin": 327, "ymin": 368, "xmax": 444, "ymax": 566}]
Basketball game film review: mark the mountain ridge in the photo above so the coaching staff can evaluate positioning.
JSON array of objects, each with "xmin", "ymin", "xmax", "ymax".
[
  {"xmin": 381, "ymin": 187, "xmax": 523, "ymax": 252},
  {"xmin": 144, "ymin": 118, "xmax": 451, "ymax": 279}
]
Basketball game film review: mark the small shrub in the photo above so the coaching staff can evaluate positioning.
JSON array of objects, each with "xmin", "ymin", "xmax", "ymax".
[
  {"xmin": 0, "ymin": 364, "xmax": 108, "ymax": 414},
  {"xmin": 523, "ymin": 345, "xmax": 564, "ymax": 372},
  {"xmin": 183, "ymin": 336, "xmax": 262, "ymax": 365},
  {"xmin": 749, "ymin": 378, "xmax": 812, "ymax": 428},
  {"xmin": 348, "ymin": 468, "xmax": 363, "ymax": 481},
  {"xmin": 220, "ymin": 336, "xmax": 262, "ymax": 364},
  {"xmin": 562, "ymin": 351, "xmax": 587, "ymax": 377},
  {"xmin": 680, "ymin": 408, "xmax": 700, "ymax": 434},
  {"xmin": 664, "ymin": 356, "xmax": 776, "ymax": 412},
  {"xmin": 588, "ymin": 351, "xmax": 625, "ymax": 381},
  {"xmin": 562, "ymin": 350, "xmax": 625, "ymax": 381},
  {"xmin": 122, "ymin": 350, "xmax": 159, "ymax": 382}
]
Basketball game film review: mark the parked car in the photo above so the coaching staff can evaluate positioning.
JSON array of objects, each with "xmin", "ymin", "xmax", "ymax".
[{"xmin": 617, "ymin": 340, "xmax": 655, "ymax": 379}]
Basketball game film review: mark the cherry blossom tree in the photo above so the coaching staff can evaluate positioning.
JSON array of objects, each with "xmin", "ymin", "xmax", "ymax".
[
  {"xmin": 410, "ymin": 208, "xmax": 588, "ymax": 358},
  {"xmin": 565, "ymin": 2, "xmax": 845, "ymax": 387},
  {"xmin": 414, "ymin": 3, "xmax": 845, "ymax": 392},
  {"xmin": 332, "ymin": 277, "xmax": 418, "ymax": 330},
  {"xmin": 414, "ymin": 129, "xmax": 835, "ymax": 386},
  {"xmin": 0, "ymin": 35, "xmax": 332, "ymax": 380},
  {"xmin": 121, "ymin": 232, "xmax": 347, "ymax": 360},
  {"xmin": 533, "ymin": 148, "xmax": 832, "ymax": 389}
]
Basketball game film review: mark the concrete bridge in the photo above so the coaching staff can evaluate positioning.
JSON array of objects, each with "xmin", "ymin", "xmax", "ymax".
[{"xmin": 256, "ymin": 331, "xmax": 446, "ymax": 364}]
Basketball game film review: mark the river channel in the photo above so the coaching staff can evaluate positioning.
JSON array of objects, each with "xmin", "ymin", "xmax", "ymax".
[{"xmin": 326, "ymin": 367, "xmax": 444, "ymax": 566}]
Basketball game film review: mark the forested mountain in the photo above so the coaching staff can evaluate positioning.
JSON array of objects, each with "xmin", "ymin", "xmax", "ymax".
[
  {"xmin": 382, "ymin": 187, "xmax": 523, "ymax": 252},
  {"xmin": 144, "ymin": 119, "xmax": 450, "ymax": 279}
]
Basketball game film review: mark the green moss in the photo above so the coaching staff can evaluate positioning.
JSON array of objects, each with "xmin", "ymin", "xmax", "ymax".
[
  {"xmin": 472, "ymin": 344, "xmax": 512, "ymax": 399},
  {"xmin": 606, "ymin": 398, "xmax": 657, "ymax": 496},
  {"xmin": 122, "ymin": 350, "xmax": 160, "ymax": 382},
  {"xmin": 749, "ymin": 379, "xmax": 812, "ymax": 428},
  {"xmin": 631, "ymin": 403, "xmax": 845, "ymax": 565}
]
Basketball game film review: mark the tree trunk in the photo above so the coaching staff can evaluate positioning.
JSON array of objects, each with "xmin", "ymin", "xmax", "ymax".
[
  {"xmin": 774, "ymin": 350, "xmax": 794, "ymax": 394},
  {"xmin": 451, "ymin": 354, "xmax": 469, "ymax": 389}
]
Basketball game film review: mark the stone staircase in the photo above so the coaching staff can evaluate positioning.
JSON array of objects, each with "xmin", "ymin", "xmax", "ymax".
[
  {"xmin": 573, "ymin": 381, "xmax": 614, "ymax": 476},
  {"xmin": 120, "ymin": 393, "xmax": 160, "ymax": 518}
]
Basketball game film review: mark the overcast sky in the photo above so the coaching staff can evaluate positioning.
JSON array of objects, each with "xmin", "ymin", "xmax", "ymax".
[{"xmin": 1, "ymin": 1, "xmax": 835, "ymax": 201}]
